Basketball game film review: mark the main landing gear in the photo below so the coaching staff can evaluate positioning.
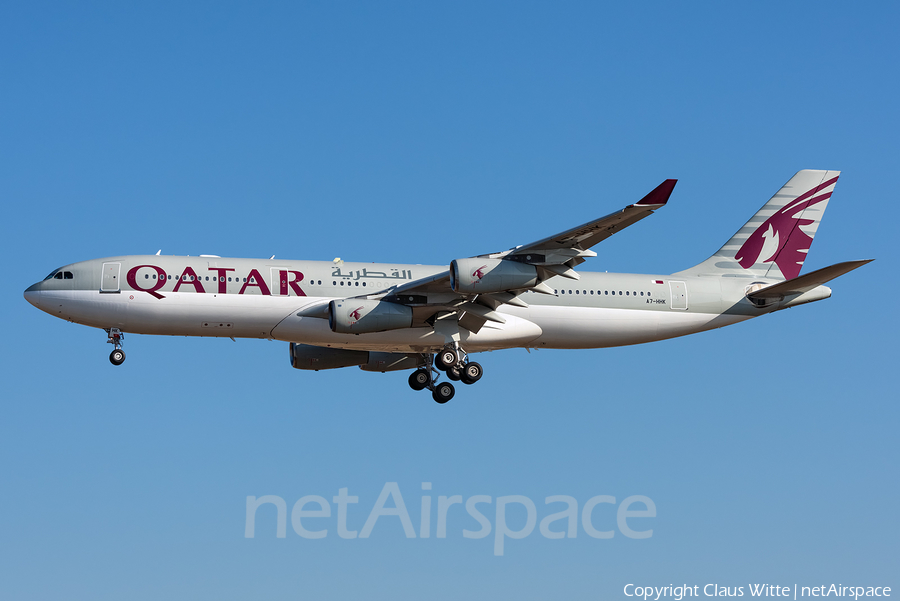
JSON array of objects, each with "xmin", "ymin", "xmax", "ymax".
[
  {"xmin": 407, "ymin": 345, "xmax": 484, "ymax": 404},
  {"xmin": 106, "ymin": 328, "xmax": 126, "ymax": 366}
]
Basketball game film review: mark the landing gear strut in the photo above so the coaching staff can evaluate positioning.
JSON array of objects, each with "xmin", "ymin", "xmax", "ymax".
[
  {"xmin": 106, "ymin": 328, "xmax": 125, "ymax": 366},
  {"xmin": 407, "ymin": 346, "xmax": 484, "ymax": 403}
]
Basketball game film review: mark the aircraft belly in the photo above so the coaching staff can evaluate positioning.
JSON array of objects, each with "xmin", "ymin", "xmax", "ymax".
[
  {"xmin": 508, "ymin": 305, "xmax": 751, "ymax": 349},
  {"xmin": 39, "ymin": 290, "xmax": 128, "ymax": 329},
  {"xmin": 44, "ymin": 290, "xmax": 308, "ymax": 338},
  {"xmin": 41, "ymin": 289, "xmax": 752, "ymax": 352},
  {"xmin": 122, "ymin": 293, "xmax": 305, "ymax": 337}
]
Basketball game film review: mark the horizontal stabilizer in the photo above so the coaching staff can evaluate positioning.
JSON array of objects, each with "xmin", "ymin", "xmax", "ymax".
[{"xmin": 747, "ymin": 259, "xmax": 873, "ymax": 299}]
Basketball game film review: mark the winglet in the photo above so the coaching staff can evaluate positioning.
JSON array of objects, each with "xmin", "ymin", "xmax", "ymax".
[{"xmin": 635, "ymin": 179, "xmax": 677, "ymax": 206}]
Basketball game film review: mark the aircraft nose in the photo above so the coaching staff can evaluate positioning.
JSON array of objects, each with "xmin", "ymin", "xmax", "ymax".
[{"xmin": 24, "ymin": 282, "xmax": 42, "ymax": 307}]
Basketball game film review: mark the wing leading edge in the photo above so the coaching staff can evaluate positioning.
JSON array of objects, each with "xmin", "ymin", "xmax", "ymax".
[
  {"xmin": 503, "ymin": 178, "xmax": 677, "ymax": 261},
  {"xmin": 343, "ymin": 179, "xmax": 677, "ymax": 333}
]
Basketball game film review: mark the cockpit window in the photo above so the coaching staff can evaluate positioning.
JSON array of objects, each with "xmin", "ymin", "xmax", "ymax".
[
  {"xmin": 54, "ymin": 272, "xmax": 63, "ymax": 279},
  {"xmin": 44, "ymin": 270, "xmax": 59, "ymax": 280},
  {"xmin": 64, "ymin": 271, "xmax": 73, "ymax": 279}
]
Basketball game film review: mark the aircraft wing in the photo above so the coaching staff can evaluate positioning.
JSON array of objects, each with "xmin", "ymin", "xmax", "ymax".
[
  {"xmin": 503, "ymin": 178, "xmax": 677, "ymax": 264},
  {"xmin": 348, "ymin": 179, "xmax": 677, "ymax": 333}
]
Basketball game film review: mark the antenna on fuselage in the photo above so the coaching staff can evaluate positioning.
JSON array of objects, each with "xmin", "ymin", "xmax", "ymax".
[
  {"xmin": 156, "ymin": 250, "xmax": 161, "ymax": 255},
  {"xmin": 269, "ymin": 255, "xmax": 275, "ymax": 260}
]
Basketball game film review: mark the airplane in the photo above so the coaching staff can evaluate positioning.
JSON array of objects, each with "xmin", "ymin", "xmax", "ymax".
[{"xmin": 23, "ymin": 170, "xmax": 871, "ymax": 404}]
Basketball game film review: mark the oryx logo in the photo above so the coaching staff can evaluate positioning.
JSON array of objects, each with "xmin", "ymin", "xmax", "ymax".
[
  {"xmin": 472, "ymin": 265, "xmax": 488, "ymax": 283},
  {"xmin": 348, "ymin": 307, "xmax": 364, "ymax": 324},
  {"xmin": 735, "ymin": 176, "xmax": 837, "ymax": 279}
]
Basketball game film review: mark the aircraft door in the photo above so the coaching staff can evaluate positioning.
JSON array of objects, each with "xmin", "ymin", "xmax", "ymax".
[
  {"xmin": 271, "ymin": 267, "xmax": 290, "ymax": 296},
  {"xmin": 669, "ymin": 280, "xmax": 687, "ymax": 310},
  {"xmin": 271, "ymin": 267, "xmax": 309, "ymax": 297},
  {"xmin": 101, "ymin": 262, "xmax": 121, "ymax": 292}
]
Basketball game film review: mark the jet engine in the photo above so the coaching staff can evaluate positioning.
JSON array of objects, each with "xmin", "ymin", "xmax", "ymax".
[
  {"xmin": 328, "ymin": 299, "xmax": 413, "ymax": 334},
  {"xmin": 290, "ymin": 343, "xmax": 422, "ymax": 372},
  {"xmin": 359, "ymin": 352, "xmax": 423, "ymax": 372},
  {"xmin": 289, "ymin": 343, "xmax": 369, "ymax": 370},
  {"xmin": 450, "ymin": 257, "xmax": 538, "ymax": 294}
]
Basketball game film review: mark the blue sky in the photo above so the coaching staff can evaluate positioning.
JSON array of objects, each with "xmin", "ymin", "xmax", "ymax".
[{"xmin": 2, "ymin": 2, "xmax": 897, "ymax": 599}]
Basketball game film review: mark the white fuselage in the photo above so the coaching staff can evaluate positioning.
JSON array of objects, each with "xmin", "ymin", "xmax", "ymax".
[{"xmin": 24, "ymin": 255, "xmax": 774, "ymax": 354}]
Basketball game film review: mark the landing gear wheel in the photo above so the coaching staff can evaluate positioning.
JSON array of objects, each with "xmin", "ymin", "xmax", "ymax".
[
  {"xmin": 461, "ymin": 362, "xmax": 483, "ymax": 385},
  {"xmin": 109, "ymin": 349, "xmax": 126, "ymax": 366},
  {"xmin": 447, "ymin": 366, "xmax": 461, "ymax": 381},
  {"xmin": 408, "ymin": 368, "xmax": 430, "ymax": 391},
  {"xmin": 436, "ymin": 349, "xmax": 458, "ymax": 371},
  {"xmin": 432, "ymin": 381, "xmax": 455, "ymax": 404}
]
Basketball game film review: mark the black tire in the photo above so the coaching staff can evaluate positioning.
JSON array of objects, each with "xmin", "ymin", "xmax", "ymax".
[
  {"xmin": 109, "ymin": 349, "xmax": 126, "ymax": 366},
  {"xmin": 447, "ymin": 366, "xmax": 461, "ymax": 381},
  {"xmin": 408, "ymin": 368, "xmax": 430, "ymax": 391},
  {"xmin": 436, "ymin": 349, "xmax": 457, "ymax": 371},
  {"xmin": 432, "ymin": 382, "xmax": 455, "ymax": 404},
  {"xmin": 461, "ymin": 361, "xmax": 483, "ymax": 385}
]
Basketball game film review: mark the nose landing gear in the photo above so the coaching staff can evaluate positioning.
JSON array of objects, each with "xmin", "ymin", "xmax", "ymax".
[
  {"xmin": 407, "ymin": 346, "xmax": 484, "ymax": 403},
  {"xmin": 106, "ymin": 328, "xmax": 126, "ymax": 365}
]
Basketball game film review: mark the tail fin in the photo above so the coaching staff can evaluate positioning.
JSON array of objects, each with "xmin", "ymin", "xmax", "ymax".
[{"xmin": 675, "ymin": 170, "xmax": 840, "ymax": 280}]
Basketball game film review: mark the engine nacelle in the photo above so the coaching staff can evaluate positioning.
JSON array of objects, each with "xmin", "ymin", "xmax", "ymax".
[
  {"xmin": 450, "ymin": 257, "xmax": 538, "ymax": 294},
  {"xmin": 359, "ymin": 352, "xmax": 423, "ymax": 372},
  {"xmin": 328, "ymin": 299, "xmax": 413, "ymax": 334},
  {"xmin": 290, "ymin": 343, "xmax": 368, "ymax": 370},
  {"xmin": 290, "ymin": 345, "xmax": 422, "ymax": 372}
]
